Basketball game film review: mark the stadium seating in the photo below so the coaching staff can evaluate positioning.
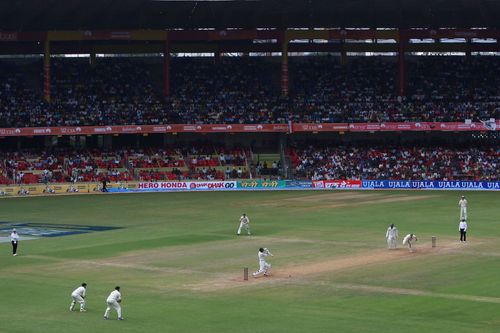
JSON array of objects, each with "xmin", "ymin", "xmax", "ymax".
[
  {"xmin": 291, "ymin": 145, "xmax": 499, "ymax": 181},
  {"xmin": 1, "ymin": 56, "xmax": 498, "ymax": 127},
  {"xmin": 0, "ymin": 144, "xmax": 497, "ymax": 184},
  {"xmin": 0, "ymin": 145, "xmax": 252, "ymax": 184}
]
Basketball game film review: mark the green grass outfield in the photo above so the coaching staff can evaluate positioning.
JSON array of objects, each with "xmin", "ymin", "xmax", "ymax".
[{"xmin": 0, "ymin": 190, "xmax": 499, "ymax": 333}]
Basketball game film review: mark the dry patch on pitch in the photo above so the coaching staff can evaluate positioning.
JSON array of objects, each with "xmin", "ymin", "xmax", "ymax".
[
  {"xmin": 24, "ymin": 238, "xmax": 483, "ymax": 281},
  {"xmin": 14, "ymin": 235, "xmax": 338, "ymax": 278},
  {"xmin": 254, "ymin": 236, "xmax": 369, "ymax": 247},
  {"xmin": 95, "ymin": 234, "xmax": 365, "ymax": 268},
  {"xmin": 16, "ymin": 238, "xmax": 496, "ymax": 304},
  {"xmin": 186, "ymin": 240, "xmax": 461, "ymax": 292}
]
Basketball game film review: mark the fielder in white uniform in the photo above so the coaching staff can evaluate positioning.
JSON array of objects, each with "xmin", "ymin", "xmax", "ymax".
[
  {"xmin": 402, "ymin": 234, "xmax": 418, "ymax": 252},
  {"xmin": 69, "ymin": 283, "xmax": 87, "ymax": 312},
  {"xmin": 459, "ymin": 196, "xmax": 468, "ymax": 220},
  {"xmin": 104, "ymin": 286, "xmax": 123, "ymax": 320},
  {"xmin": 253, "ymin": 247, "xmax": 273, "ymax": 277},
  {"xmin": 385, "ymin": 224, "xmax": 398, "ymax": 249},
  {"xmin": 237, "ymin": 213, "xmax": 251, "ymax": 236}
]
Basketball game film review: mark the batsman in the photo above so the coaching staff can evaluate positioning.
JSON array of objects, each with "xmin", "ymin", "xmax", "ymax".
[{"xmin": 253, "ymin": 247, "xmax": 273, "ymax": 277}]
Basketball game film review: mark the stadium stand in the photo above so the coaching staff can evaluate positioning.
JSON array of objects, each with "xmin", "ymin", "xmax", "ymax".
[
  {"xmin": 0, "ymin": 142, "xmax": 497, "ymax": 184},
  {"xmin": 0, "ymin": 145, "xmax": 254, "ymax": 184},
  {"xmin": 1, "ymin": 56, "xmax": 499, "ymax": 127},
  {"xmin": 291, "ymin": 144, "xmax": 499, "ymax": 181}
]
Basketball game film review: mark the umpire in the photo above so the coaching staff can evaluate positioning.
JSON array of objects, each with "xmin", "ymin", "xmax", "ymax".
[
  {"xmin": 459, "ymin": 219, "xmax": 468, "ymax": 242},
  {"xmin": 10, "ymin": 228, "xmax": 19, "ymax": 256}
]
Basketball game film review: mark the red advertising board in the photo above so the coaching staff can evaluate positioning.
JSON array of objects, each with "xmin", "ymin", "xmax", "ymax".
[
  {"xmin": 324, "ymin": 180, "xmax": 362, "ymax": 189},
  {"xmin": 312, "ymin": 180, "xmax": 325, "ymax": 188},
  {"xmin": 136, "ymin": 181, "xmax": 237, "ymax": 191},
  {"xmin": 293, "ymin": 123, "xmax": 349, "ymax": 132},
  {"xmin": 82, "ymin": 31, "xmax": 132, "ymax": 40},
  {"xmin": 0, "ymin": 121, "xmax": 497, "ymax": 137},
  {"xmin": 312, "ymin": 180, "xmax": 362, "ymax": 189},
  {"xmin": 0, "ymin": 32, "xmax": 18, "ymax": 41}
]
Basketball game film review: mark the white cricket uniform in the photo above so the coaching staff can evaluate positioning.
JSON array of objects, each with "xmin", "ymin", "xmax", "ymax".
[
  {"xmin": 402, "ymin": 234, "xmax": 417, "ymax": 251},
  {"xmin": 253, "ymin": 249, "xmax": 272, "ymax": 277},
  {"xmin": 459, "ymin": 199, "xmax": 468, "ymax": 220},
  {"xmin": 70, "ymin": 286, "xmax": 86, "ymax": 311},
  {"xmin": 104, "ymin": 290, "xmax": 122, "ymax": 319},
  {"xmin": 237, "ymin": 215, "xmax": 251, "ymax": 235},
  {"xmin": 386, "ymin": 226, "xmax": 398, "ymax": 249}
]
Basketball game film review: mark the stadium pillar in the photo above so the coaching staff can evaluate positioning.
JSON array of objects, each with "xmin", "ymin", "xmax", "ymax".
[
  {"xmin": 89, "ymin": 51, "xmax": 97, "ymax": 68},
  {"xmin": 398, "ymin": 34, "xmax": 406, "ymax": 96},
  {"xmin": 43, "ymin": 39, "xmax": 51, "ymax": 102},
  {"xmin": 103, "ymin": 135, "xmax": 112, "ymax": 150},
  {"xmin": 281, "ymin": 39, "xmax": 289, "ymax": 96},
  {"xmin": 163, "ymin": 39, "xmax": 171, "ymax": 97},
  {"xmin": 340, "ymin": 40, "xmax": 347, "ymax": 66},
  {"xmin": 214, "ymin": 50, "xmax": 222, "ymax": 64}
]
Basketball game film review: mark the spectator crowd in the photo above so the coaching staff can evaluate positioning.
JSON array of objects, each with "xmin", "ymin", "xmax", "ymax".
[
  {"xmin": 1, "ymin": 56, "xmax": 499, "ymax": 127},
  {"xmin": 1, "ymin": 143, "xmax": 497, "ymax": 185},
  {"xmin": 0, "ymin": 145, "xmax": 251, "ymax": 185},
  {"xmin": 291, "ymin": 145, "xmax": 499, "ymax": 181}
]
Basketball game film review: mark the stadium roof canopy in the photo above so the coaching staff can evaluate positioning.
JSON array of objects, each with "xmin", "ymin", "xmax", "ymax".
[{"xmin": 1, "ymin": 0, "xmax": 499, "ymax": 31}]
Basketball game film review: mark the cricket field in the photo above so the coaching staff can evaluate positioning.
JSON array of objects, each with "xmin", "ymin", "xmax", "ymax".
[{"xmin": 0, "ymin": 190, "xmax": 499, "ymax": 333}]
